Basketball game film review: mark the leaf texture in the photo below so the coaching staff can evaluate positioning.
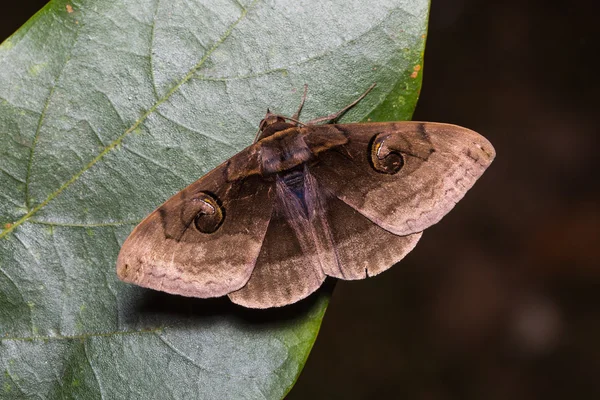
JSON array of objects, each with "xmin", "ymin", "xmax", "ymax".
[{"xmin": 0, "ymin": 0, "xmax": 428, "ymax": 398}]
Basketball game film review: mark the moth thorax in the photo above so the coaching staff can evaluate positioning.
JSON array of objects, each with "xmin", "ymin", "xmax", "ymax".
[
  {"xmin": 259, "ymin": 129, "xmax": 313, "ymax": 175},
  {"xmin": 258, "ymin": 120, "xmax": 295, "ymax": 140}
]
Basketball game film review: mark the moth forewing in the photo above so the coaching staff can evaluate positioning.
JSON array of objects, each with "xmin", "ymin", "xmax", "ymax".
[
  {"xmin": 116, "ymin": 159, "xmax": 274, "ymax": 299},
  {"xmin": 306, "ymin": 122, "xmax": 495, "ymax": 237}
]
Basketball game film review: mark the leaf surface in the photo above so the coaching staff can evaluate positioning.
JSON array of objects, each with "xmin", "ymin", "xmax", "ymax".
[{"xmin": 0, "ymin": 0, "xmax": 428, "ymax": 398}]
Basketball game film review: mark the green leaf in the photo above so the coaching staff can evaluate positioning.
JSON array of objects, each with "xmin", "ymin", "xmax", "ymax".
[{"xmin": 0, "ymin": 0, "xmax": 428, "ymax": 398}]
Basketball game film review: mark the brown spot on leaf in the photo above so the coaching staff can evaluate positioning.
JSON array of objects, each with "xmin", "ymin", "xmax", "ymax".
[
  {"xmin": 4, "ymin": 223, "xmax": 12, "ymax": 230},
  {"xmin": 411, "ymin": 71, "xmax": 419, "ymax": 79},
  {"xmin": 66, "ymin": 4, "xmax": 73, "ymax": 13}
]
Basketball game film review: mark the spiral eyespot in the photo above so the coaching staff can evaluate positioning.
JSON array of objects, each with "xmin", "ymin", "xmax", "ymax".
[
  {"xmin": 192, "ymin": 192, "xmax": 225, "ymax": 234},
  {"xmin": 369, "ymin": 133, "xmax": 405, "ymax": 174}
]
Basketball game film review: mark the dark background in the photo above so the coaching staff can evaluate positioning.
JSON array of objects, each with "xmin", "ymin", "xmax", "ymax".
[{"xmin": 2, "ymin": 1, "xmax": 598, "ymax": 399}]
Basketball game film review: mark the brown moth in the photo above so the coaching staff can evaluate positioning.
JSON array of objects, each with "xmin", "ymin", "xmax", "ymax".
[{"xmin": 116, "ymin": 85, "xmax": 495, "ymax": 308}]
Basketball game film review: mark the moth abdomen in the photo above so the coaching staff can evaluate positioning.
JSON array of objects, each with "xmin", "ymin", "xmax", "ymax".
[
  {"xmin": 280, "ymin": 167, "xmax": 306, "ymax": 202},
  {"xmin": 281, "ymin": 168, "xmax": 305, "ymax": 189}
]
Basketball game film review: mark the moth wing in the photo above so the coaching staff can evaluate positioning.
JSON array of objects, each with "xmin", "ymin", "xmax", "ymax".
[
  {"xmin": 116, "ymin": 147, "xmax": 273, "ymax": 298},
  {"xmin": 305, "ymin": 122, "xmax": 495, "ymax": 236},
  {"xmin": 320, "ymin": 195, "xmax": 423, "ymax": 280},
  {"xmin": 300, "ymin": 169, "xmax": 424, "ymax": 281},
  {"xmin": 229, "ymin": 178, "xmax": 325, "ymax": 308}
]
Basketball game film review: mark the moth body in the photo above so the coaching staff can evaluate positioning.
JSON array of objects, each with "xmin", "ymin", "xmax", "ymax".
[{"xmin": 258, "ymin": 126, "xmax": 314, "ymax": 175}]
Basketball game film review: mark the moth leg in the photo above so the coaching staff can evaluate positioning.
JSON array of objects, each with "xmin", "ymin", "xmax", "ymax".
[
  {"xmin": 292, "ymin": 84, "xmax": 309, "ymax": 120},
  {"xmin": 305, "ymin": 83, "xmax": 376, "ymax": 125}
]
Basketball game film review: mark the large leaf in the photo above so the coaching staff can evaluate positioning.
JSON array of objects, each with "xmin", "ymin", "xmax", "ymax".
[{"xmin": 0, "ymin": 0, "xmax": 428, "ymax": 398}]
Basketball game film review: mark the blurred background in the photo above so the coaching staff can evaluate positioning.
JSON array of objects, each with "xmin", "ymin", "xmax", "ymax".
[{"xmin": 2, "ymin": 0, "xmax": 598, "ymax": 399}]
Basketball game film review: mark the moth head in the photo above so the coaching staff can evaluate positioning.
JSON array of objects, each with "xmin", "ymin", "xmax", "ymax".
[
  {"xmin": 258, "ymin": 109, "xmax": 297, "ymax": 140},
  {"xmin": 259, "ymin": 109, "xmax": 287, "ymax": 129}
]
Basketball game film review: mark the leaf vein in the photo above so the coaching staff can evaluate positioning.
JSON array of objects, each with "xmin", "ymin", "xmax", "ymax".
[
  {"xmin": 28, "ymin": 219, "xmax": 141, "ymax": 228},
  {"xmin": 155, "ymin": 109, "xmax": 237, "ymax": 149},
  {"xmin": 149, "ymin": 0, "xmax": 161, "ymax": 100},
  {"xmin": 24, "ymin": 21, "xmax": 82, "ymax": 211},
  {"xmin": 0, "ymin": 327, "xmax": 163, "ymax": 343},
  {"xmin": 0, "ymin": 166, "xmax": 26, "ymax": 184},
  {"xmin": 50, "ymin": 227, "xmax": 69, "ymax": 334},
  {"xmin": 2, "ymin": 366, "xmax": 27, "ymax": 397},
  {"xmin": 122, "ymin": 144, "xmax": 184, "ymax": 179},
  {"xmin": 0, "ymin": 192, "xmax": 26, "ymax": 208},
  {"xmin": 0, "ymin": 0, "xmax": 260, "ymax": 241},
  {"xmin": 83, "ymin": 340, "xmax": 105, "ymax": 398},
  {"xmin": 157, "ymin": 334, "xmax": 215, "ymax": 376},
  {"xmin": 0, "ymin": 266, "xmax": 31, "ymax": 332}
]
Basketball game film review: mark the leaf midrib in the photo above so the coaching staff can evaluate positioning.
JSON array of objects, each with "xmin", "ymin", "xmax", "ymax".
[{"xmin": 0, "ymin": 0, "xmax": 258, "ymax": 240}]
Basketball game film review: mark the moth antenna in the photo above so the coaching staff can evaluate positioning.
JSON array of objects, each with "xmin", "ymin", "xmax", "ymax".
[
  {"xmin": 292, "ymin": 84, "xmax": 309, "ymax": 120},
  {"xmin": 306, "ymin": 83, "xmax": 376, "ymax": 125},
  {"xmin": 271, "ymin": 114, "xmax": 306, "ymax": 126}
]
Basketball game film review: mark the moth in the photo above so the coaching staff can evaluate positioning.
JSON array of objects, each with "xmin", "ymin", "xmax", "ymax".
[{"xmin": 117, "ymin": 85, "xmax": 495, "ymax": 308}]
